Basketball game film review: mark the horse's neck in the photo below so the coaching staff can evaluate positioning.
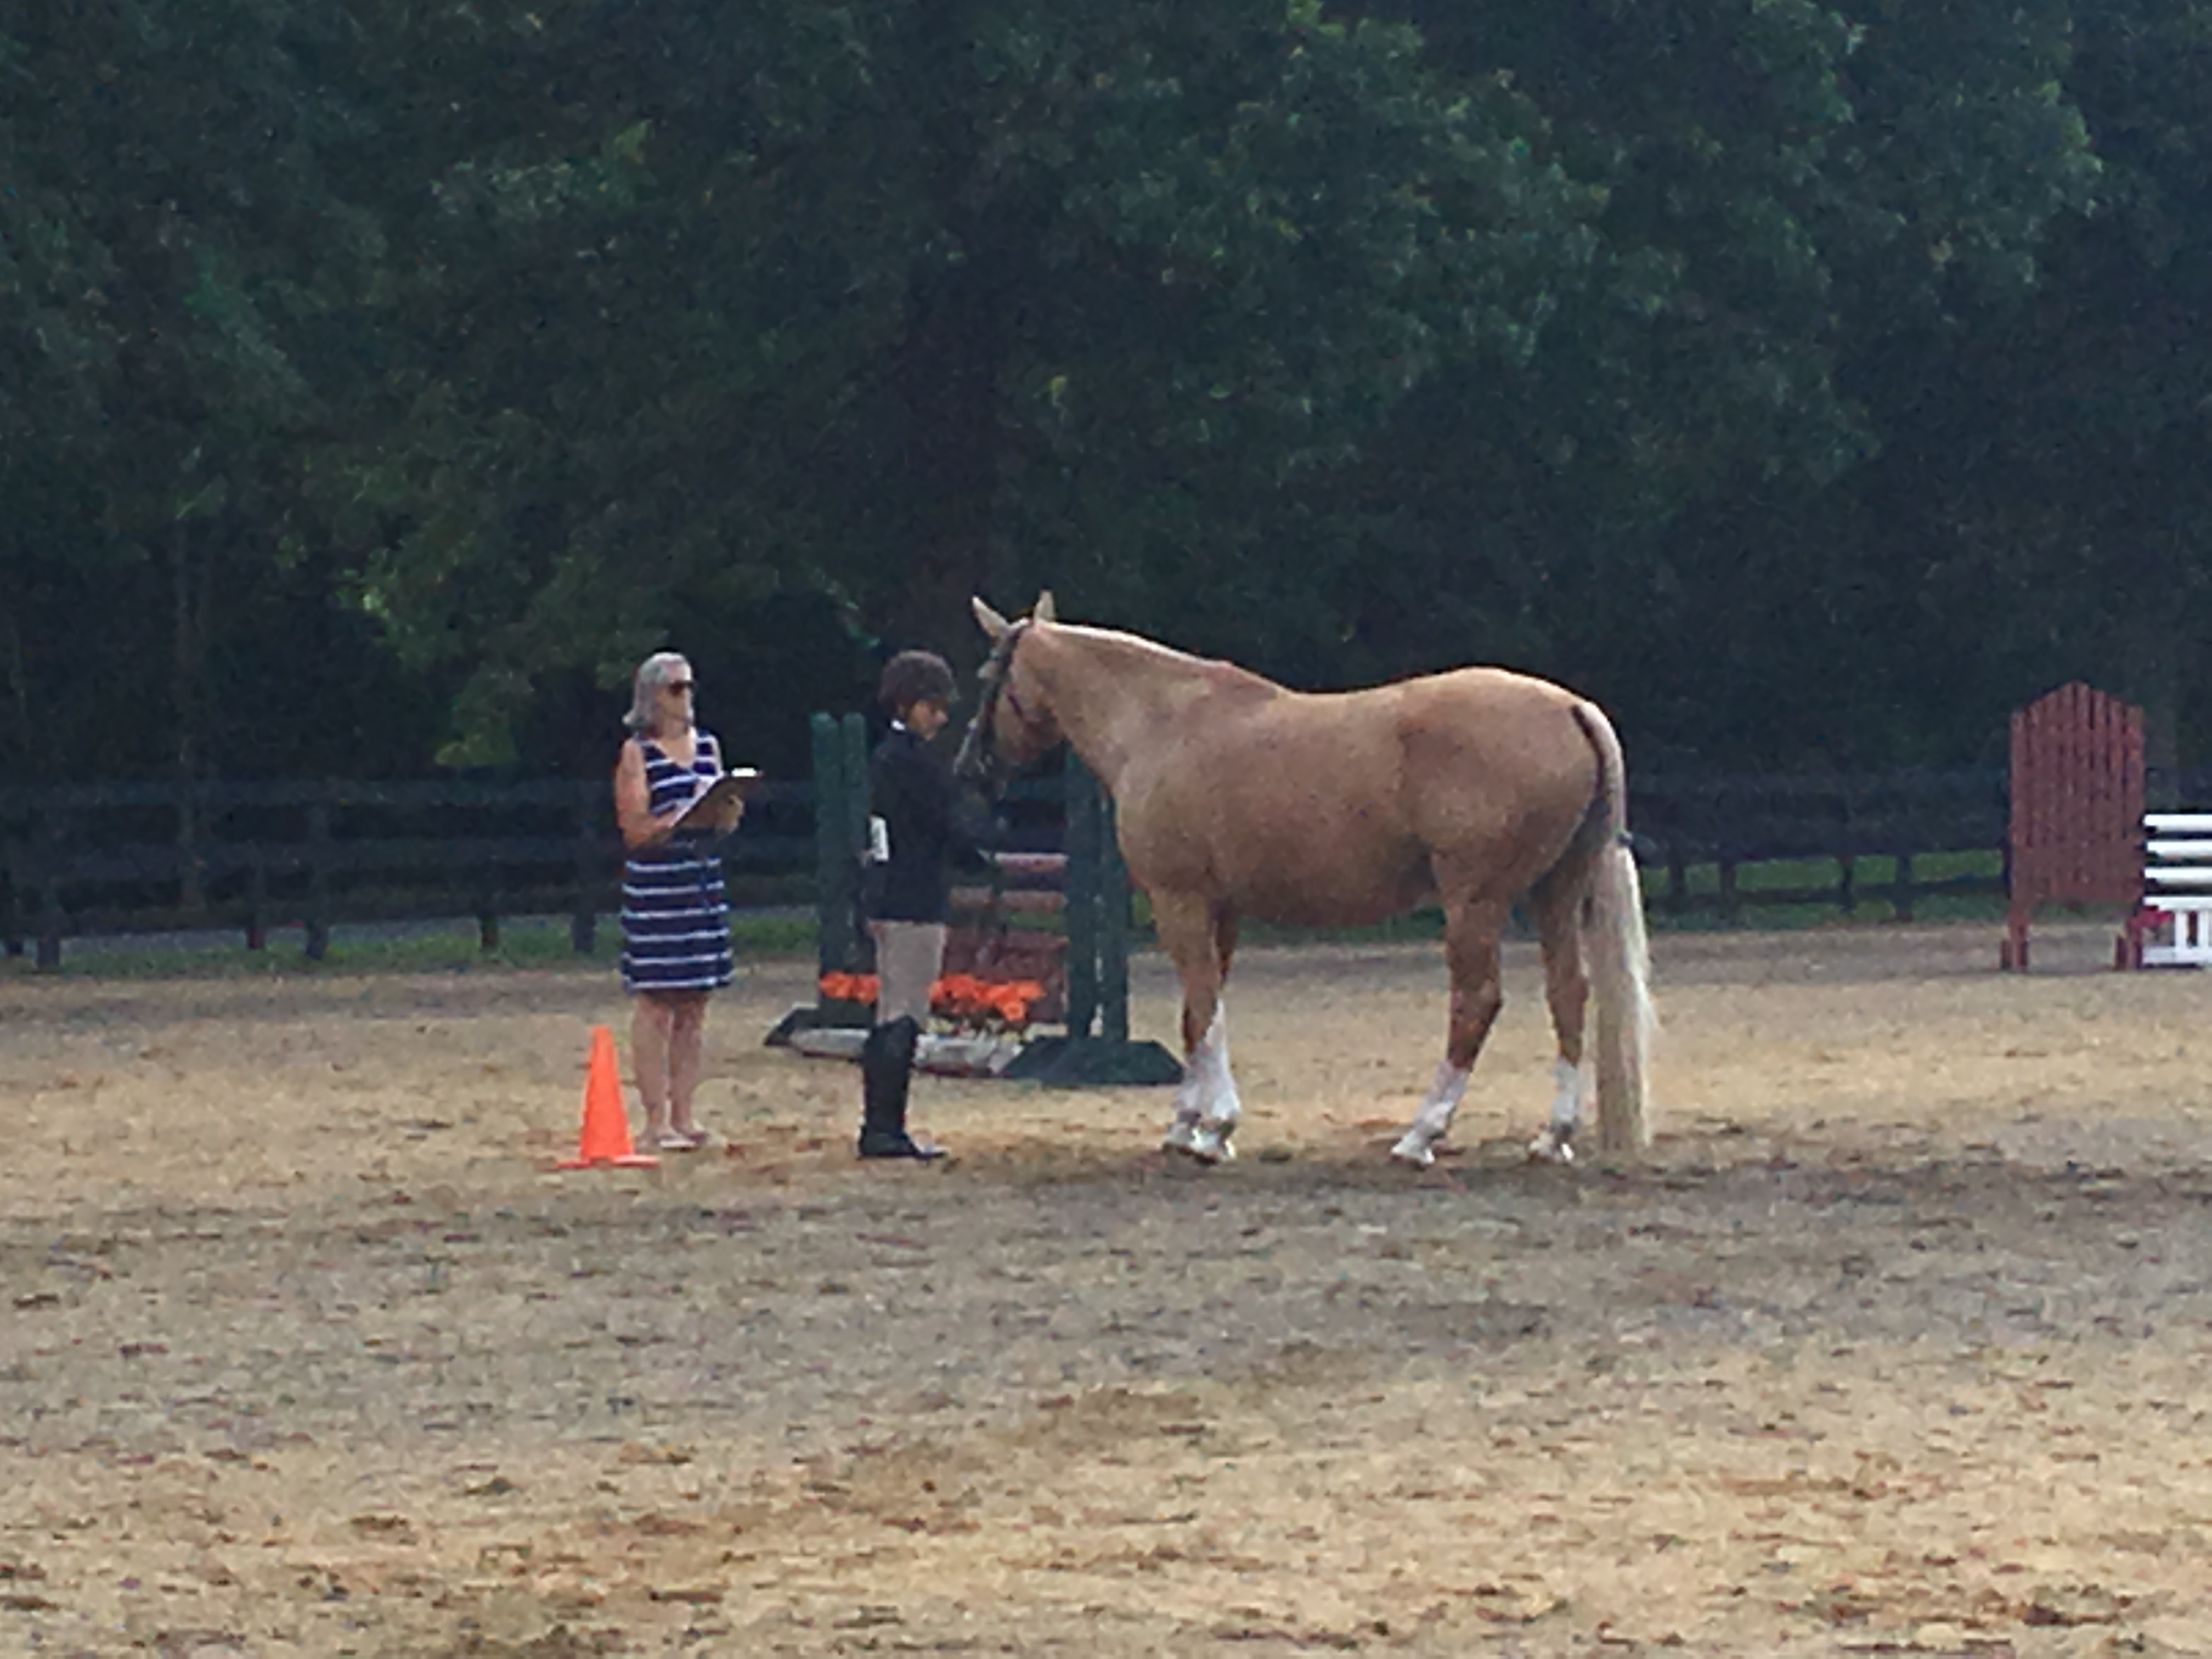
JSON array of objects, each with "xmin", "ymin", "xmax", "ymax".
[{"xmin": 1037, "ymin": 626, "xmax": 1274, "ymax": 787}]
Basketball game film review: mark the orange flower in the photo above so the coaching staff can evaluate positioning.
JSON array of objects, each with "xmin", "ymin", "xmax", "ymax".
[
  {"xmin": 820, "ymin": 967, "xmax": 1052, "ymax": 1032},
  {"xmin": 928, "ymin": 972, "xmax": 1048, "ymax": 1034},
  {"xmin": 818, "ymin": 971, "xmax": 878, "ymax": 1003}
]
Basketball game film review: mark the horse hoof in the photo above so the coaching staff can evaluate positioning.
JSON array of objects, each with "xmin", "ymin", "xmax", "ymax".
[
  {"xmin": 1163, "ymin": 1139, "xmax": 1225, "ymax": 1166},
  {"xmin": 1389, "ymin": 1135, "xmax": 1435, "ymax": 1169},
  {"xmin": 1527, "ymin": 1128, "xmax": 1576, "ymax": 1165}
]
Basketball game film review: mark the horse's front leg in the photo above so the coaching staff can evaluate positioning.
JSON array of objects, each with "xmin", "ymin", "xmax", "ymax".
[
  {"xmin": 1391, "ymin": 899, "xmax": 1505, "ymax": 1168},
  {"xmin": 1166, "ymin": 1005, "xmax": 1239, "ymax": 1163},
  {"xmin": 1154, "ymin": 894, "xmax": 1240, "ymax": 1163}
]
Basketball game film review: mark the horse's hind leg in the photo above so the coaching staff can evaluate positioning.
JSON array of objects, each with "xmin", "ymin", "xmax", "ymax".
[
  {"xmin": 1390, "ymin": 897, "xmax": 1508, "ymax": 1168},
  {"xmin": 1155, "ymin": 895, "xmax": 1242, "ymax": 1163},
  {"xmin": 1525, "ymin": 872, "xmax": 1592, "ymax": 1164}
]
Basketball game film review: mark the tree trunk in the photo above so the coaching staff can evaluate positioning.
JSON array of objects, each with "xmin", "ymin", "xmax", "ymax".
[
  {"xmin": 172, "ymin": 519, "xmax": 207, "ymax": 911},
  {"xmin": 0, "ymin": 597, "xmax": 33, "ymax": 780},
  {"xmin": 891, "ymin": 246, "xmax": 1011, "ymax": 668},
  {"xmin": 884, "ymin": 0, "xmax": 1017, "ymax": 671}
]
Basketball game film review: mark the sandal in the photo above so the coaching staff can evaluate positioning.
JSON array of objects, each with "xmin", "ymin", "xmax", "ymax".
[{"xmin": 657, "ymin": 1128, "xmax": 710, "ymax": 1152}]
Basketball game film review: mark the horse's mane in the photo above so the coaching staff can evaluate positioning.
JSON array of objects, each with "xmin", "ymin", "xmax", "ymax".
[{"xmin": 1053, "ymin": 623, "xmax": 1283, "ymax": 701}]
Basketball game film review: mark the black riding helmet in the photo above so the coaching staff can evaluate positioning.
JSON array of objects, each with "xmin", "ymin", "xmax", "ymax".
[{"xmin": 878, "ymin": 650, "xmax": 956, "ymax": 713}]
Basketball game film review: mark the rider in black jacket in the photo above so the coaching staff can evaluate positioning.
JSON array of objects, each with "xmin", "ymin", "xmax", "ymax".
[
  {"xmin": 870, "ymin": 717, "xmax": 969, "ymax": 926},
  {"xmin": 857, "ymin": 650, "xmax": 989, "ymax": 1159}
]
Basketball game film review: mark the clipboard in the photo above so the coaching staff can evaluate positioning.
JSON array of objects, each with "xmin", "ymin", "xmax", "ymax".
[{"xmin": 670, "ymin": 769, "xmax": 760, "ymax": 831}]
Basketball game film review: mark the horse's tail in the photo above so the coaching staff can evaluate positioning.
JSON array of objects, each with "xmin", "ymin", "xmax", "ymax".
[{"xmin": 1572, "ymin": 701, "xmax": 1655, "ymax": 1153}]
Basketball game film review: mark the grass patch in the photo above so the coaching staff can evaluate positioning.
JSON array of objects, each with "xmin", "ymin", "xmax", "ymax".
[
  {"xmin": 4, "ymin": 848, "xmax": 2011, "ymax": 979},
  {"xmin": 1, "ymin": 910, "xmax": 816, "ymax": 981},
  {"xmin": 1645, "ymin": 848, "xmax": 2005, "ymax": 930}
]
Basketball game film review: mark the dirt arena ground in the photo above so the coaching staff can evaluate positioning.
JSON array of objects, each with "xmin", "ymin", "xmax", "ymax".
[{"xmin": 4, "ymin": 921, "xmax": 2211, "ymax": 1658}]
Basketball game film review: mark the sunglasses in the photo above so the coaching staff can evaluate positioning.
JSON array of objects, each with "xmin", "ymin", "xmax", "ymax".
[{"xmin": 665, "ymin": 680, "xmax": 695, "ymax": 695}]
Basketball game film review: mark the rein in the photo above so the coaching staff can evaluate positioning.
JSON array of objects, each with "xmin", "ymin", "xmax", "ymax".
[{"xmin": 959, "ymin": 619, "xmax": 1035, "ymax": 786}]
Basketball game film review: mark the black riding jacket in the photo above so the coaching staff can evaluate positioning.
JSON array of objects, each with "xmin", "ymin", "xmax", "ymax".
[{"xmin": 867, "ymin": 724, "xmax": 991, "ymax": 923}]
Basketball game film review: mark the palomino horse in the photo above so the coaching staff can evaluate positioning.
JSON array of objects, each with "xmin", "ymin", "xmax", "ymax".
[{"xmin": 955, "ymin": 594, "xmax": 1653, "ymax": 1167}]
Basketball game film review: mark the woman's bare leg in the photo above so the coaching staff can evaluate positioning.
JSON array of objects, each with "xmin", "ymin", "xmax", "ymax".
[
  {"xmin": 667, "ymin": 992, "xmax": 710, "ymax": 1139},
  {"xmin": 631, "ymin": 994, "xmax": 674, "ymax": 1144}
]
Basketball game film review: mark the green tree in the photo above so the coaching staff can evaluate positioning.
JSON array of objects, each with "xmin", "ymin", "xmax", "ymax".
[
  {"xmin": 308, "ymin": 0, "xmax": 1599, "ymax": 761},
  {"xmin": 1880, "ymin": 0, "xmax": 2212, "ymax": 771},
  {"xmin": 1302, "ymin": 0, "xmax": 2104, "ymax": 765},
  {"xmin": 0, "ymin": 1, "xmax": 409, "ymax": 782}
]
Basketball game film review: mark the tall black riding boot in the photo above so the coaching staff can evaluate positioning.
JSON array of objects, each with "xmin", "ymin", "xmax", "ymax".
[{"xmin": 858, "ymin": 1017, "xmax": 944, "ymax": 1160}]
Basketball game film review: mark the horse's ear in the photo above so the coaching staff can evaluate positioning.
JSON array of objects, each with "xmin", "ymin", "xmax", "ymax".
[
  {"xmin": 972, "ymin": 596, "xmax": 1011, "ymax": 643},
  {"xmin": 1033, "ymin": 591, "xmax": 1056, "ymax": 623}
]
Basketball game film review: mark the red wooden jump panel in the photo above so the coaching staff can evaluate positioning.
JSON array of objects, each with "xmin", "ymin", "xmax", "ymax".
[{"xmin": 2004, "ymin": 681, "xmax": 2143, "ymax": 969}]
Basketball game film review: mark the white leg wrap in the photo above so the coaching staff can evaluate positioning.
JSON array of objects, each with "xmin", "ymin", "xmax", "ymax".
[
  {"xmin": 1390, "ymin": 1059, "xmax": 1470, "ymax": 1168},
  {"xmin": 1528, "ymin": 1056, "xmax": 1590, "ymax": 1164},
  {"xmin": 1165, "ymin": 1008, "xmax": 1239, "ymax": 1162}
]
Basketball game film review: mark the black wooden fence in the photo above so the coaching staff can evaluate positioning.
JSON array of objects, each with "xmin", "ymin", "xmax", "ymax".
[
  {"xmin": 1633, "ymin": 768, "xmax": 2008, "ymax": 922},
  {"xmin": 0, "ymin": 777, "xmax": 815, "ymax": 968},
  {"xmin": 0, "ymin": 768, "xmax": 2012, "ymax": 969}
]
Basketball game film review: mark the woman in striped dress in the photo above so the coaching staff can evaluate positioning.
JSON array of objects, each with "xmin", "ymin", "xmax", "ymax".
[{"xmin": 613, "ymin": 651, "xmax": 742, "ymax": 1150}]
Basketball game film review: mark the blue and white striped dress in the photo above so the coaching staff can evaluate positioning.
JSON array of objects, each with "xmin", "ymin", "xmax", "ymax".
[{"xmin": 621, "ymin": 731, "xmax": 736, "ymax": 994}]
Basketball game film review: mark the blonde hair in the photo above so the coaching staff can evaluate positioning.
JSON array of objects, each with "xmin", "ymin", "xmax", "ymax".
[{"xmin": 624, "ymin": 651, "xmax": 692, "ymax": 734}]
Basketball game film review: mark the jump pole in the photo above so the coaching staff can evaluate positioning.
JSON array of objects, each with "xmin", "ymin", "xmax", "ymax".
[
  {"xmin": 1000, "ymin": 763, "xmax": 1180, "ymax": 1085},
  {"xmin": 764, "ymin": 712, "xmax": 873, "ymax": 1045}
]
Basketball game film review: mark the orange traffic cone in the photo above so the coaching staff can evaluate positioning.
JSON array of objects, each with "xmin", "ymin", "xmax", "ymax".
[{"xmin": 557, "ymin": 1024, "xmax": 659, "ymax": 1168}]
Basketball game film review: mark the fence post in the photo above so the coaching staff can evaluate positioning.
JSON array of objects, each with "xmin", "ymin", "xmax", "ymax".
[
  {"xmin": 245, "ymin": 848, "xmax": 268, "ymax": 950},
  {"xmin": 473, "ymin": 794, "xmax": 502, "ymax": 952},
  {"xmin": 2, "ymin": 836, "xmax": 21, "ymax": 958},
  {"xmin": 571, "ymin": 783, "xmax": 599, "ymax": 955},
  {"xmin": 35, "ymin": 806, "xmax": 65, "ymax": 970},
  {"xmin": 303, "ymin": 799, "xmax": 332, "ymax": 961},
  {"xmin": 173, "ymin": 772, "xmax": 206, "ymax": 916},
  {"xmin": 1893, "ymin": 850, "xmax": 1916, "ymax": 923}
]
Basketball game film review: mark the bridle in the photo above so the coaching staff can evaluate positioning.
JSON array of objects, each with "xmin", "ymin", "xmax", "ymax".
[{"xmin": 955, "ymin": 619, "xmax": 1042, "ymax": 789}]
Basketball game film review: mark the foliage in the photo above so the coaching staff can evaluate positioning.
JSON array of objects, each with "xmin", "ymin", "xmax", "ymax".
[
  {"xmin": 8, "ymin": 1, "xmax": 2212, "ymax": 780},
  {"xmin": 0, "ymin": 0, "xmax": 434, "ymax": 780},
  {"xmin": 298, "ymin": 0, "xmax": 1603, "ymax": 759}
]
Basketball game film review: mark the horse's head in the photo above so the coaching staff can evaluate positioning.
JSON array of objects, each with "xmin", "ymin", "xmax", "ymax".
[{"xmin": 955, "ymin": 592, "xmax": 1060, "ymax": 792}]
